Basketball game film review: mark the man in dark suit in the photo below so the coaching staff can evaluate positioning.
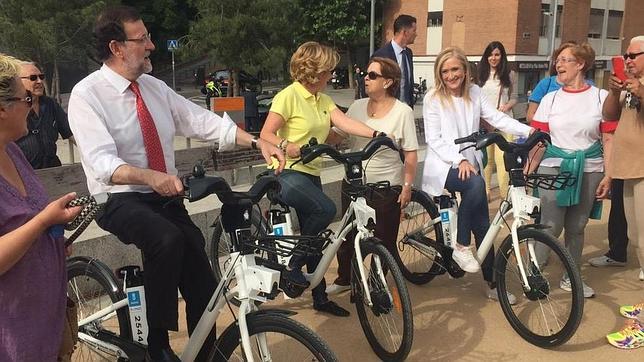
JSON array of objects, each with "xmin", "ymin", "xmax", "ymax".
[{"xmin": 372, "ymin": 14, "xmax": 417, "ymax": 108}]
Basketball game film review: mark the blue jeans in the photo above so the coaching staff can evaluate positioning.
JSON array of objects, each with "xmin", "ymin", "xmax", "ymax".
[
  {"xmin": 444, "ymin": 168, "xmax": 494, "ymax": 283},
  {"xmin": 278, "ymin": 170, "xmax": 336, "ymax": 306}
]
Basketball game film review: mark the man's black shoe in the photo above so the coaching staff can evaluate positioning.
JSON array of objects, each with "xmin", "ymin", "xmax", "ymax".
[
  {"xmin": 314, "ymin": 300, "xmax": 350, "ymax": 317},
  {"xmin": 145, "ymin": 347, "xmax": 181, "ymax": 362}
]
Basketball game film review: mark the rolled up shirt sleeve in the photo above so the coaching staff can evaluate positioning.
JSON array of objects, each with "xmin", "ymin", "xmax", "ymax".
[
  {"xmin": 167, "ymin": 90, "xmax": 238, "ymax": 151},
  {"xmin": 67, "ymin": 92, "xmax": 128, "ymax": 185},
  {"xmin": 480, "ymin": 92, "xmax": 532, "ymax": 137}
]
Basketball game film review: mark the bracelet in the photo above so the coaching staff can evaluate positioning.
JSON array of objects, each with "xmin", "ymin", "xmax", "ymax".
[
  {"xmin": 403, "ymin": 182, "xmax": 413, "ymax": 188},
  {"xmin": 278, "ymin": 138, "xmax": 288, "ymax": 152},
  {"xmin": 250, "ymin": 136, "xmax": 258, "ymax": 150}
]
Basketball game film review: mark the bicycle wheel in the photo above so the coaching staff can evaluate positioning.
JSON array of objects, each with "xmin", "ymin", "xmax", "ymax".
[
  {"xmin": 495, "ymin": 228, "xmax": 584, "ymax": 347},
  {"xmin": 209, "ymin": 205, "xmax": 270, "ymax": 282},
  {"xmin": 67, "ymin": 257, "xmax": 132, "ymax": 361},
  {"xmin": 351, "ymin": 238, "xmax": 413, "ymax": 361},
  {"xmin": 394, "ymin": 188, "xmax": 443, "ymax": 285},
  {"xmin": 211, "ymin": 312, "xmax": 337, "ymax": 361}
]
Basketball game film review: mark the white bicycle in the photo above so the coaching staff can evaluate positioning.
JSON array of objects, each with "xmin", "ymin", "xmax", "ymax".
[
  {"xmin": 65, "ymin": 168, "xmax": 337, "ymax": 361},
  {"xmin": 391, "ymin": 131, "xmax": 585, "ymax": 348},
  {"xmin": 209, "ymin": 136, "xmax": 414, "ymax": 361}
]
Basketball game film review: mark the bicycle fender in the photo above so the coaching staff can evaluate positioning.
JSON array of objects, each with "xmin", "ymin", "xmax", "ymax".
[{"xmin": 517, "ymin": 224, "xmax": 551, "ymax": 232}]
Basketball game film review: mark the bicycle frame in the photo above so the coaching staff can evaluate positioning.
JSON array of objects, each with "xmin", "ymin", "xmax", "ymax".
[
  {"xmin": 75, "ymin": 251, "xmax": 281, "ymax": 362},
  {"xmin": 183, "ymin": 251, "xmax": 280, "ymax": 361},
  {"xmin": 405, "ymin": 184, "xmax": 543, "ymax": 292},
  {"xmin": 294, "ymin": 195, "xmax": 379, "ymax": 307}
]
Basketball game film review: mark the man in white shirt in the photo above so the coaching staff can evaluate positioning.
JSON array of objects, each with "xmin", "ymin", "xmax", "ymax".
[
  {"xmin": 372, "ymin": 14, "xmax": 417, "ymax": 107},
  {"xmin": 67, "ymin": 6, "xmax": 284, "ymax": 361}
]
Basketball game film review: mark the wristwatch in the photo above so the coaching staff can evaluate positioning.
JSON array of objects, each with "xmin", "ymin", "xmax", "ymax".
[{"xmin": 251, "ymin": 136, "xmax": 259, "ymax": 150}]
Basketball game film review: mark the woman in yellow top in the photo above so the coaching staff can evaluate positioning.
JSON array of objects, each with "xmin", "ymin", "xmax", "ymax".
[{"xmin": 261, "ymin": 41, "xmax": 377, "ymax": 317}]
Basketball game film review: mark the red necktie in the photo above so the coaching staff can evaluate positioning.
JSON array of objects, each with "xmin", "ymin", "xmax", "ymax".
[{"xmin": 129, "ymin": 81, "xmax": 166, "ymax": 173}]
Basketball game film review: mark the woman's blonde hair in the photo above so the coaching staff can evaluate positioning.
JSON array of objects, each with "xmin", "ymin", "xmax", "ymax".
[
  {"xmin": 432, "ymin": 47, "xmax": 472, "ymax": 107},
  {"xmin": 289, "ymin": 41, "xmax": 340, "ymax": 85},
  {"xmin": 0, "ymin": 53, "xmax": 21, "ymax": 106}
]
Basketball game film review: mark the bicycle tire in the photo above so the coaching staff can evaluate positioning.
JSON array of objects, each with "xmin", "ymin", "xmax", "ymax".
[
  {"xmin": 351, "ymin": 238, "xmax": 413, "ymax": 361},
  {"xmin": 67, "ymin": 257, "xmax": 132, "ymax": 360},
  {"xmin": 393, "ymin": 188, "xmax": 443, "ymax": 285},
  {"xmin": 210, "ymin": 312, "xmax": 338, "ymax": 361},
  {"xmin": 495, "ymin": 228, "xmax": 584, "ymax": 347}
]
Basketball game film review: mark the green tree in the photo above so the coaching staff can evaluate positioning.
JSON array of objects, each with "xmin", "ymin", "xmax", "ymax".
[
  {"xmin": 186, "ymin": 0, "xmax": 302, "ymax": 95},
  {"xmin": 300, "ymin": 0, "xmax": 383, "ymax": 89},
  {"xmin": 0, "ymin": 0, "xmax": 114, "ymax": 101}
]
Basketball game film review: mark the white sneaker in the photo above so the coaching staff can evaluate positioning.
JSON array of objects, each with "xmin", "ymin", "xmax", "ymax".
[
  {"xmin": 560, "ymin": 277, "xmax": 595, "ymax": 298},
  {"xmin": 639, "ymin": 269, "xmax": 644, "ymax": 281},
  {"xmin": 326, "ymin": 283, "xmax": 350, "ymax": 295},
  {"xmin": 486, "ymin": 287, "xmax": 518, "ymax": 305},
  {"xmin": 452, "ymin": 245, "xmax": 480, "ymax": 273},
  {"xmin": 588, "ymin": 255, "xmax": 626, "ymax": 267}
]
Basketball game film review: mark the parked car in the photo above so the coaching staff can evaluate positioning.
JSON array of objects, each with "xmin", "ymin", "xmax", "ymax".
[{"xmin": 209, "ymin": 69, "xmax": 263, "ymax": 94}]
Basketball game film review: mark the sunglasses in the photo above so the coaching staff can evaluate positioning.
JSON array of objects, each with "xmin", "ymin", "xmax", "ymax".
[
  {"xmin": 367, "ymin": 71, "xmax": 384, "ymax": 80},
  {"xmin": 6, "ymin": 90, "xmax": 33, "ymax": 107},
  {"xmin": 20, "ymin": 74, "xmax": 45, "ymax": 81},
  {"xmin": 623, "ymin": 51, "xmax": 644, "ymax": 60}
]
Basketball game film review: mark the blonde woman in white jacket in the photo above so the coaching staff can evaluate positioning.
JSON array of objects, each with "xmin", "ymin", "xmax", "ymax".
[{"xmin": 422, "ymin": 47, "xmax": 533, "ymax": 302}]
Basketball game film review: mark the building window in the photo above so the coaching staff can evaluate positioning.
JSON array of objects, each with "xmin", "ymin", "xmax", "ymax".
[
  {"xmin": 427, "ymin": 11, "xmax": 442, "ymax": 27},
  {"xmin": 588, "ymin": 8, "xmax": 604, "ymax": 39},
  {"xmin": 607, "ymin": 10, "xmax": 623, "ymax": 40},
  {"xmin": 540, "ymin": 3, "xmax": 563, "ymax": 37}
]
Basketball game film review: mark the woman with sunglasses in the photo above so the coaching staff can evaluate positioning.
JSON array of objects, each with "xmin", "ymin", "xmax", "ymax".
[
  {"xmin": 530, "ymin": 42, "xmax": 616, "ymax": 298},
  {"xmin": 423, "ymin": 47, "xmax": 532, "ymax": 303},
  {"xmin": 260, "ymin": 41, "xmax": 378, "ymax": 317},
  {"xmin": 326, "ymin": 57, "xmax": 419, "ymax": 294},
  {"xmin": 477, "ymin": 41, "xmax": 518, "ymax": 199},
  {"xmin": 0, "ymin": 53, "xmax": 82, "ymax": 360}
]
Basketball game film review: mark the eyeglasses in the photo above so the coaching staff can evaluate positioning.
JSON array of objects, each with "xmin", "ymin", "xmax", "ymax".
[
  {"xmin": 367, "ymin": 71, "xmax": 384, "ymax": 80},
  {"xmin": 20, "ymin": 74, "xmax": 45, "ymax": 82},
  {"xmin": 554, "ymin": 57, "xmax": 577, "ymax": 64},
  {"xmin": 125, "ymin": 33, "xmax": 152, "ymax": 43},
  {"xmin": 6, "ymin": 90, "xmax": 33, "ymax": 107},
  {"xmin": 623, "ymin": 51, "xmax": 644, "ymax": 60}
]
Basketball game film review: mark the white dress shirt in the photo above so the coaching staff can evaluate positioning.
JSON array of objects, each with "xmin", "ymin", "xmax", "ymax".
[
  {"xmin": 421, "ymin": 85, "xmax": 532, "ymax": 196},
  {"xmin": 68, "ymin": 64, "xmax": 238, "ymax": 195}
]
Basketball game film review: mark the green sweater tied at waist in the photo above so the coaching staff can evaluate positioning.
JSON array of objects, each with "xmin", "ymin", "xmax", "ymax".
[{"xmin": 543, "ymin": 141, "xmax": 603, "ymax": 219}]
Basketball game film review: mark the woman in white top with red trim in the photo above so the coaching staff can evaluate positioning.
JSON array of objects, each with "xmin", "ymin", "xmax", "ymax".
[{"xmin": 530, "ymin": 42, "xmax": 617, "ymax": 298}]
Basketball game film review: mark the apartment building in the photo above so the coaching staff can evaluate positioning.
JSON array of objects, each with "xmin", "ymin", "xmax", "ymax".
[{"xmin": 382, "ymin": 0, "xmax": 644, "ymax": 113}]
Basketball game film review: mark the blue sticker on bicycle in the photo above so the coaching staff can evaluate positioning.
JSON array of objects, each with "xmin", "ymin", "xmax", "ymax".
[
  {"xmin": 273, "ymin": 226, "xmax": 283, "ymax": 236},
  {"xmin": 440, "ymin": 211, "xmax": 449, "ymax": 223},
  {"xmin": 128, "ymin": 291, "xmax": 141, "ymax": 307}
]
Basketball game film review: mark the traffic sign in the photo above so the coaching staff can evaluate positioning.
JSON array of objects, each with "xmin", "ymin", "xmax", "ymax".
[{"xmin": 167, "ymin": 39, "xmax": 179, "ymax": 51}]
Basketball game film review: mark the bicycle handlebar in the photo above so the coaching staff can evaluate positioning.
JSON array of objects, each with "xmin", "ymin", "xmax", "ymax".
[
  {"xmin": 298, "ymin": 135, "xmax": 404, "ymax": 166},
  {"xmin": 454, "ymin": 130, "xmax": 550, "ymax": 153}
]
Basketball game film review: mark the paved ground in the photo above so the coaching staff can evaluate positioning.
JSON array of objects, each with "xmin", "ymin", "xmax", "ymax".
[{"xmin": 167, "ymin": 192, "xmax": 644, "ymax": 361}]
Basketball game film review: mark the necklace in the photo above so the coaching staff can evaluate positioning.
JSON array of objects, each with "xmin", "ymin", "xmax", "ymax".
[{"xmin": 368, "ymin": 98, "xmax": 394, "ymax": 118}]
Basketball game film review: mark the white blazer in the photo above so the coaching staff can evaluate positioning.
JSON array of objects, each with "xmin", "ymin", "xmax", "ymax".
[{"xmin": 421, "ymin": 85, "xmax": 532, "ymax": 196}]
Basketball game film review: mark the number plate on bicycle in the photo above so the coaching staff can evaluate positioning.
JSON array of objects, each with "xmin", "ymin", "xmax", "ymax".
[
  {"xmin": 514, "ymin": 193, "xmax": 541, "ymax": 219},
  {"xmin": 353, "ymin": 198, "xmax": 376, "ymax": 229}
]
